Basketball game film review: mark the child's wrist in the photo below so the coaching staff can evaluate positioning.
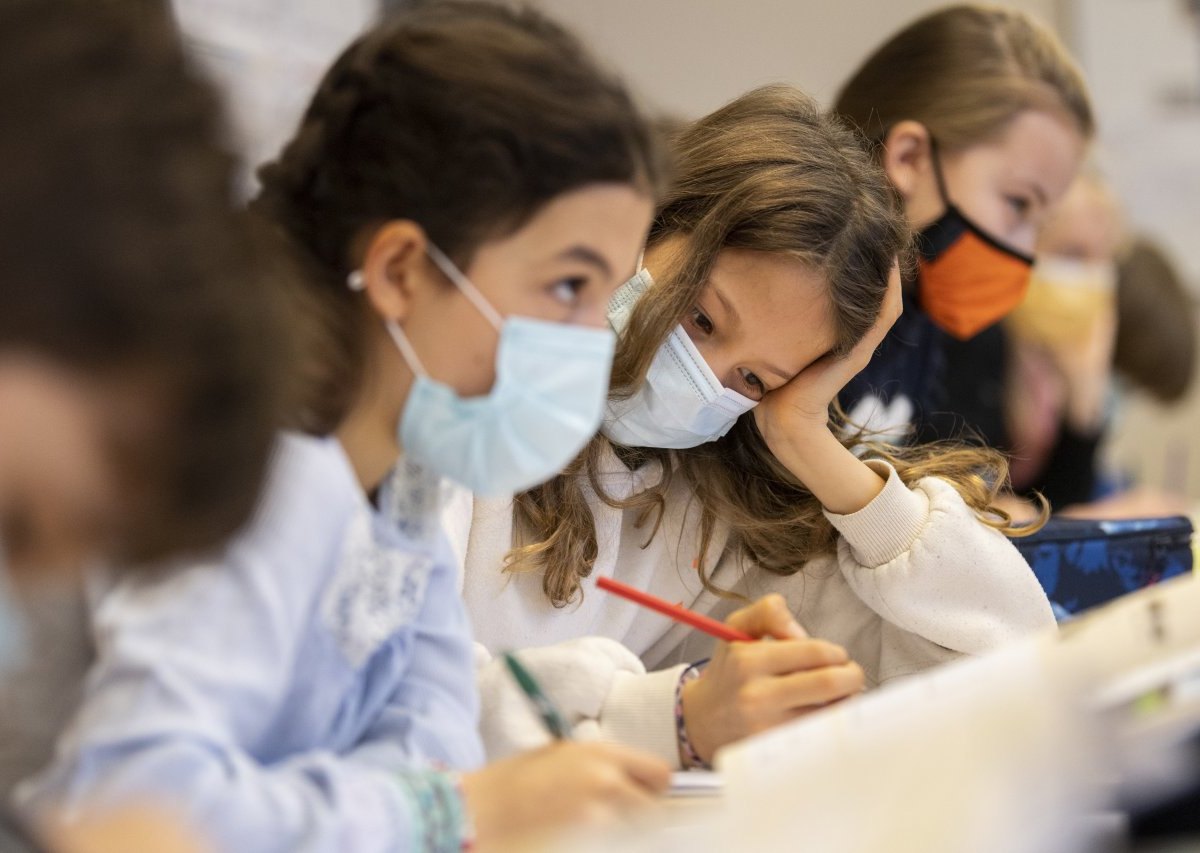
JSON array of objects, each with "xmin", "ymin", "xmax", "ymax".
[
  {"xmin": 453, "ymin": 773, "xmax": 477, "ymax": 852},
  {"xmin": 395, "ymin": 768, "xmax": 475, "ymax": 852},
  {"xmin": 771, "ymin": 429, "xmax": 885, "ymax": 515},
  {"xmin": 676, "ymin": 661, "xmax": 712, "ymax": 770}
]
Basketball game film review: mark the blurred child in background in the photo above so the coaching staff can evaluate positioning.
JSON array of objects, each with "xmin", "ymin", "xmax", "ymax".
[
  {"xmin": 833, "ymin": 5, "xmax": 1093, "ymax": 450},
  {"xmin": 0, "ymin": 0, "xmax": 293, "ymax": 848}
]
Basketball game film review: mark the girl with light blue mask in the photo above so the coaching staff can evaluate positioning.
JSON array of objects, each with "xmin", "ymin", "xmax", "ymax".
[{"xmin": 20, "ymin": 5, "xmax": 675, "ymax": 851}]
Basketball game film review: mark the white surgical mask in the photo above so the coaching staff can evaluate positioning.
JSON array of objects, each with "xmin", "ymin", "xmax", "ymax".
[
  {"xmin": 350, "ymin": 243, "xmax": 616, "ymax": 497},
  {"xmin": 601, "ymin": 269, "xmax": 757, "ymax": 449}
]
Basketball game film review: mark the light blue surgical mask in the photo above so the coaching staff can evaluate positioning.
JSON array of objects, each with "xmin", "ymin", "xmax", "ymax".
[
  {"xmin": 350, "ymin": 244, "xmax": 616, "ymax": 497},
  {"xmin": 0, "ymin": 548, "xmax": 29, "ymax": 674},
  {"xmin": 601, "ymin": 269, "xmax": 757, "ymax": 449}
]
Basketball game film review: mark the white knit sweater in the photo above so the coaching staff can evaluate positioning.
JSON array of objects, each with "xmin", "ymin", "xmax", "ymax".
[{"xmin": 443, "ymin": 447, "xmax": 1055, "ymax": 768}]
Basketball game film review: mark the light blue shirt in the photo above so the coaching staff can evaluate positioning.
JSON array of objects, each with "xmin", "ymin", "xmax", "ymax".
[{"xmin": 17, "ymin": 434, "xmax": 482, "ymax": 851}]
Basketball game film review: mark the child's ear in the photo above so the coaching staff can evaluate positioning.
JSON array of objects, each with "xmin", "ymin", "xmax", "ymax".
[
  {"xmin": 358, "ymin": 220, "xmax": 430, "ymax": 323},
  {"xmin": 882, "ymin": 120, "xmax": 934, "ymax": 205}
]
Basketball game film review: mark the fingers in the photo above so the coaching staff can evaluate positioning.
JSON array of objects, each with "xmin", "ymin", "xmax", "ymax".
[
  {"xmin": 862, "ymin": 264, "xmax": 903, "ymax": 349},
  {"xmin": 564, "ymin": 742, "xmax": 670, "ymax": 822},
  {"xmin": 726, "ymin": 593, "xmax": 807, "ymax": 640},
  {"xmin": 602, "ymin": 777, "xmax": 661, "ymax": 814},
  {"xmin": 883, "ymin": 265, "xmax": 903, "ymax": 322},
  {"xmin": 583, "ymin": 742, "xmax": 672, "ymax": 794},
  {"xmin": 759, "ymin": 660, "xmax": 865, "ymax": 711},
  {"xmin": 717, "ymin": 635, "xmax": 850, "ymax": 679}
]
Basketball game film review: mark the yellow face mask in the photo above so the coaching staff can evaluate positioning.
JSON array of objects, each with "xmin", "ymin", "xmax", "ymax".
[{"xmin": 1008, "ymin": 255, "xmax": 1117, "ymax": 347}]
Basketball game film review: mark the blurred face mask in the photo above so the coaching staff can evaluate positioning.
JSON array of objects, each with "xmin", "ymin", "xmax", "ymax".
[
  {"xmin": 1008, "ymin": 255, "xmax": 1117, "ymax": 346},
  {"xmin": 350, "ymin": 243, "xmax": 616, "ymax": 497},
  {"xmin": 917, "ymin": 141, "xmax": 1034, "ymax": 340},
  {"xmin": 600, "ymin": 269, "xmax": 757, "ymax": 449}
]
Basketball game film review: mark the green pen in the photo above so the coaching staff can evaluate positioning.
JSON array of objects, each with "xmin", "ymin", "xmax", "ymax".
[{"xmin": 502, "ymin": 651, "xmax": 572, "ymax": 740}]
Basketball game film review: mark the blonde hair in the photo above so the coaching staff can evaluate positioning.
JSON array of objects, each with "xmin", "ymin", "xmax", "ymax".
[
  {"xmin": 508, "ymin": 85, "xmax": 1035, "ymax": 607},
  {"xmin": 835, "ymin": 4, "xmax": 1093, "ymax": 152}
]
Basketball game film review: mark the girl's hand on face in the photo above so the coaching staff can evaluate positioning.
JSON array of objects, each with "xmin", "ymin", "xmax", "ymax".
[
  {"xmin": 754, "ymin": 263, "xmax": 903, "ymax": 451},
  {"xmin": 680, "ymin": 594, "xmax": 865, "ymax": 765},
  {"xmin": 460, "ymin": 741, "xmax": 670, "ymax": 847}
]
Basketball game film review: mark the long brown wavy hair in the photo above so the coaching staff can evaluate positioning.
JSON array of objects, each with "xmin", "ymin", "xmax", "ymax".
[{"xmin": 507, "ymin": 85, "xmax": 1040, "ymax": 607}]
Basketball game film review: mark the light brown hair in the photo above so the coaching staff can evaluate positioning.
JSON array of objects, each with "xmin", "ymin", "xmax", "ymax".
[
  {"xmin": 507, "ymin": 85, "xmax": 1027, "ymax": 607},
  {"xmin": 1114, "ymin": 238, "xmax": 1197, "ymax": 402},
  {"xmin": 834, "ymin": 4, "xmax": 1093, "ymax": 154}
]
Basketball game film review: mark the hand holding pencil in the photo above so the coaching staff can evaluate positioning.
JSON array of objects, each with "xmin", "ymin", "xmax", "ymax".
[
  {"xmin": 596, "ymin": 577, "xmax": 866, "ymax": 766},
  {"xmin": 681, "ymin": 593, "xmax": 865, "ymax": 764}
]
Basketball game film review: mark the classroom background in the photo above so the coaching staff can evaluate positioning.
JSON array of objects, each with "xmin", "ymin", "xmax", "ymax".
[{"xmin": 178, "ymin": 0, "xmax": 1200, "ymax": 508}]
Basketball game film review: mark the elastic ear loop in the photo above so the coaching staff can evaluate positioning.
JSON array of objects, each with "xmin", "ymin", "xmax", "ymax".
[
  {"xmin": 385, "ymin": 321, "xmax": 429, "ymax": 379},
  {"xmin": 345, "ymin": 268, "xmax": 431, "ymax": 379},
  {"xmin": 426, "ymin": 243, "xmax": 504, "ymax": 332},
  {"xmin": 927, "ymin": 135, "xmax": 954, "ymax": 208}
]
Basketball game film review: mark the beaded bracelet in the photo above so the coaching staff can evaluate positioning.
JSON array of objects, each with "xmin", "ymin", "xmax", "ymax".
[
  {"xmin": 395, "ymin": 768, "xmax": 471, "ymax": 852},
  {"xmin": 454, "ymin": 774, "xmax": 476, "ymax": 852},
  {"xmin": 674, "ymin": 660, "xmax": 711, "ymax": 770}
]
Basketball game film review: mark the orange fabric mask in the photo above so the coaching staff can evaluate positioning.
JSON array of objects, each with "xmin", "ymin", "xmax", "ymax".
[{"xmin": 916, "ymin": 146, "xmax": 1034, "ymax": 341}]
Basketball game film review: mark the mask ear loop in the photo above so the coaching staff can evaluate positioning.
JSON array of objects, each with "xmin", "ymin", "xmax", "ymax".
[
  {"xmin": 346, "ymin": 269, "xmax": 431, "ymax": 378},
  {"xmin": 927, "ymin": 135, "xmax": 954, "ymax": 209},
  {"xmin": 924, "ymin": 139, "xmax": 1035, "ymax": 265},
  {"xmin": 384, "ymin": 321, "xmax": 430, "ymax": 378},
  {"xmin": 426, "ymin": 243, "xmax": 504, "ymax": 331}
]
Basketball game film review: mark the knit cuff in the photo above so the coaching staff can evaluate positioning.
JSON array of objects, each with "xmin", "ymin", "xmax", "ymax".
[
  {"xmin": 598, "ymin": 664, "xmax": 690, "ymax": 769},
  {"xmin": 824, "ymin": 460, "xmax": 929, "ymax": 567}
]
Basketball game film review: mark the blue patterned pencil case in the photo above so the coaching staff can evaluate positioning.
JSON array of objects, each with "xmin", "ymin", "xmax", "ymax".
[{"xmin": 1011, "ymin": 515, "xmax": 1194, "ymax": 618}]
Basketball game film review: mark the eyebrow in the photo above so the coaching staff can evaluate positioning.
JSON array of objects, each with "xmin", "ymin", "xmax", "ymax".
[
  {"xmin": 558, "ymin": 245, "xmax": 612, "ymax": 278},
  {"xmin": 762, "ymin": 363, "xmax": 794, "ymax": 383},
  {"xmin": 763, "ymin": 345, "xmax": 836, "ymax": 387},
  {"xmin": 710, "ymin": 285, "xmax": 741, "ymax": 329}
]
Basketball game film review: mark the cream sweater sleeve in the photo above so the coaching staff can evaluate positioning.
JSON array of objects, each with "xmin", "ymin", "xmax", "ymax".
[
  {"xmin": 594, "ymin": 665, "xmax": 690, "ymax": 767},
  {"xmin": 827, "ymin": 461, "xmax": 1056, "ymax": 655},
  {"xmin": 473, "ymin": 637, "xmax": 688, "ymax": 767}
]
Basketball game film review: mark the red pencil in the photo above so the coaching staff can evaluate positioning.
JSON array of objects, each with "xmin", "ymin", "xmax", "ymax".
[{"xmin": 596, "ymin": 575, "xmax": 754, "ymax": 643}]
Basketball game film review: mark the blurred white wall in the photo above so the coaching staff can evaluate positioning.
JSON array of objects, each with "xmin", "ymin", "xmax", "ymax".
[
  {"xmin": 532, "ymin": 0, "xmax": 1200, "ymax": 296},
  {"xmin": 171, "ymin": 0, "xmax": 377, "ymax": 194},
  {"xmin": 527, "ymin": 0, "xmax": 1063, "ymax": 117},
  {"xmin": 169, "ymin": 0, "xmax": 1199, "ymax": 499},
  {"xmin": 1068, "ymin": 0, "xmax": 1200, "ymax": 291}
]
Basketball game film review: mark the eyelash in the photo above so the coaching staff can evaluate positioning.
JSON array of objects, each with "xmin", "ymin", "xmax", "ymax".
[
  {"xmin": 689, "ymin": 306, "xmax": 714, "ymax": 336},
  {"xmin": 688, "ymin": 306, "xmax": 766, "ymax": 397},
  {"xmin": 1007, "ymin": 196, "xmax": 1032, "ymax": 217},
  {"xmin": 740, "ymin": 370, "xmax": 765, "ymax": 395}
]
